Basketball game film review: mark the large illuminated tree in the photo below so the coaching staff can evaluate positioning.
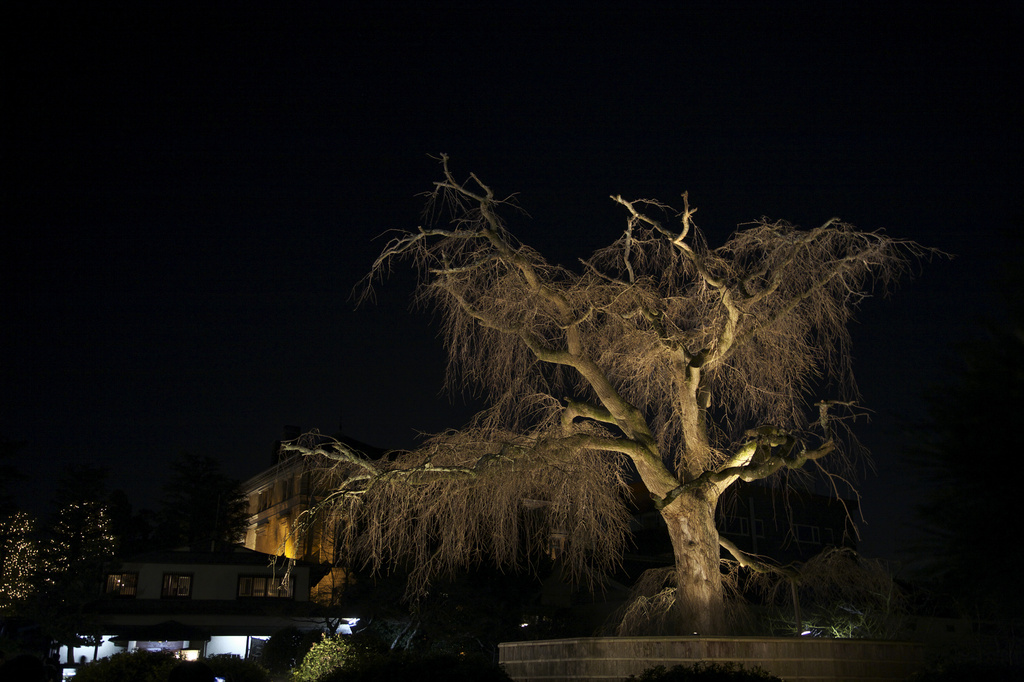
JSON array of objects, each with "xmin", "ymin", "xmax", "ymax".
[{"xmin": 288, "ymin": 156, "xmax": 927, "ymax": 634}]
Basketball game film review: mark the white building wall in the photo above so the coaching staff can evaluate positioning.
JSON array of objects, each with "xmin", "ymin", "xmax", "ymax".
[
  {"xmin": 205, "ymin": 635, "xmax": 249, "ymax": 657},
  {"xmin": 61, "ymin": 636, "xmax": 125, "ymax": 665},
  {"xmin": 124, "ymin": 560, "xmax": 302, "ymax": 600}
]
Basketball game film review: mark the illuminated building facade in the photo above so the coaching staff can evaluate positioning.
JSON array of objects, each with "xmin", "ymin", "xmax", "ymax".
[{"xmin": 240, "ymin": 431, "xmax": 385, "ymax": 604}]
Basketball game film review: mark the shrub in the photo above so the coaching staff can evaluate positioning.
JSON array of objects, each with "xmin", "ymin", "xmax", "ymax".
[
  {"xmin": 71, "ymin": 651, "xmax": 271, "ymax": 682},
  {"xmin": 262, "ymin": 626, "xmax": 307, "ymax": 673},
  {"xmin": 625, "ymin": 661, "xmax": 784, "ymax": 681},
  {"xmin": 205, "ymin": 653, "xmax": 272, "ymax": 682},
  {"xmin": 72, "ymin": 650, "xmax": 177, "ymax": 682},
  {"xmin": 291, "ymin": 635, "xmax": 354, "ymax": 682}
]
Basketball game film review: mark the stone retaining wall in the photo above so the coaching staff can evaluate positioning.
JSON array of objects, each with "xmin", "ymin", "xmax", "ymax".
[{"xmin": 498, "ymin": 636, "xmax": 926, "ymax": 681}]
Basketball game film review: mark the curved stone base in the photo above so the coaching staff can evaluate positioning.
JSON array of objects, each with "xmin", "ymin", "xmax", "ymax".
[{"xmin": 498, "ymin": 636, "xmax": 926, "ymax": 681}]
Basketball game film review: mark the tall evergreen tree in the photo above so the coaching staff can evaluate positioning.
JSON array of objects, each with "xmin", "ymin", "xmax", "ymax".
[
  {"xmin": 0, "ymin": 438, "xmax": 35, "ymax": 613},
  {"xmin": 0, "ymin": 511, "xmax": 38, "ymax": 613},
  {"xmin": 21, "ymin": 465, "xmax": 117, "ymax": 653},
  {"xmin": 106, "ymin": 489, "xmax": 157, "ymax": 557},
  {"xmin": 0, "ymin": 438, "xmax": 27, "ymax": 516},
  {"xmin": 156, "ymin": 453, "xmax": 248, "ymax": 547},
  {"xmin": 909, "ymin": 241, "xmax": 1024, "ymax": 621}
]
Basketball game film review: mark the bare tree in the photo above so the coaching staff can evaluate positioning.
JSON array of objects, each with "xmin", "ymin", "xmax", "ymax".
[
  {"xmin": 741, "ymin": 547, "xmax": 907, "ymax": 639},
  {"xmin": 286, "ymin": 155, "xmax": 929, "ymax": 635}
]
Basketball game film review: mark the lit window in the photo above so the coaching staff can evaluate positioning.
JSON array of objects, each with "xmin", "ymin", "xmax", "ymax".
[
  {"xmin": 237, "ymin": 574, "xmax": 292, "ymax": 598},
  {"xmin": 162, "ymin": 573, "xmax": 193, "ymax": 599},
  {"xmin": 106, "ymin": 572, "xmax": 138, "ymax": 597}
]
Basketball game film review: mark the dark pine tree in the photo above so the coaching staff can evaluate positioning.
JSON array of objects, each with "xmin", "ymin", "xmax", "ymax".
[
  {"xmin": 156, "ymin": 453, "xmax": 249, "ymax": 548},
  {"xmin": 0, "ymin": 437, "xmax": 27, "ymax": 517},
  {"xmin": 909, "ymin": 237, "xmax": 1024, "ymax": 623},
  {"xmin": 19, "ymin": 465, "xmax": 117, "ymax": 655}
]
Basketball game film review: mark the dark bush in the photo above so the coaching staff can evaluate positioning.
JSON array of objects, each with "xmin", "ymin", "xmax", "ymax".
[
  {"xmin": 168, "ymin": 660, "xmax": 215, "ymax": 681},
  {"xmin": 260, "ymin": 626, "xmax": 307, "ymax": 673},
  {"xmin": 625, "ymin": 661, "xmax": 784, "ymax": 681},
  {"xmin": 204, "ymin": 654, "xmax": 271, "ymax": 682},
  {"xmin": 71, "ymin": 650, "xmax": 176, "ymax": 682},
  {"xmin": 321, "ymin": 651, "xmax": 512, "ymax": 682},
  {"xmin": 0, "ymin": 654, "xmax": 49, "ymax": 681},
  {"xmin": 70, "ymin": 651, "xmax": 270, "ymax": 682}
]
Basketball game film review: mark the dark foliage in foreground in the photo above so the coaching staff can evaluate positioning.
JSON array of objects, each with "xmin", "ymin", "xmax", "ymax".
[
  {"xmin": 625, "ymin": 661, "xmax": 784, "ymax": 681},
  {"xmin": 204, "ymin": 654, "xmax": 272, "ymax": 682},
  {"xmin": 70, "ymin": 650, "xmax": 175, "ymax": 682},
  {"xmin": 70, "ymin": 650, "xmax": 270, "ymax": 682}
]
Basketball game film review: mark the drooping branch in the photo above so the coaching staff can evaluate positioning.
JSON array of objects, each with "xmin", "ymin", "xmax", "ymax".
[
  {"xmin": 278, "ymin": 438, "xmax": 480, "ymax": 499},
  {"xmin": 281, "ymin": 439, "xmax": 380, "ymax": 476},
  {"xmin": 288, "ymin": 427, "xmax": 634, "ymax": 597}
]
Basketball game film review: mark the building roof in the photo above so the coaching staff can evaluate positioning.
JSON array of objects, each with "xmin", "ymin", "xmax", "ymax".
[
  {"xmin": 123, "ymin": 541, "xmax": 319, "ymax": 571},
  {"xmin": 242, "ymin": 430, "xmax": 389, "ymax": 492}
]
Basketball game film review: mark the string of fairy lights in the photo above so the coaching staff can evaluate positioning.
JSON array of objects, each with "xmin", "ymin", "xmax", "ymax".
[{"xmin": 0, "ymin": 502, "xmax": 117, "ymax": 610}]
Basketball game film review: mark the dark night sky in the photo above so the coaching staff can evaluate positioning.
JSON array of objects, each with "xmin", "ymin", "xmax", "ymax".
[{"xmin": 3, "ymin": 2, "xmax": 1021, "ymax": 559}]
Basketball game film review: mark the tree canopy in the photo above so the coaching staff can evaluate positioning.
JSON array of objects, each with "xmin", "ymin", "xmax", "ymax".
[
  {"xmin": 908, "ymin": 242, "xmax": 1023, "ymax": 622},
  {"xmin": 288, "ymin": 156, "xmax": 929, "ymax": 633},
  {"xmin": 156, "ymin": 452, "xmax": 249, "ymax": 547}
]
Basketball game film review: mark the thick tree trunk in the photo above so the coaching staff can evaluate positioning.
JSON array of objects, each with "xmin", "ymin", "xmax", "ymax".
[{"xmin": 661, "ymin": 489, "xmax": 726, "ymax": 635}]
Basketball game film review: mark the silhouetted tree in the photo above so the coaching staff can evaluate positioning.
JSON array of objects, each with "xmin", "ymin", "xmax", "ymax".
[
  {"xmin": 341, "ymin": 565, "xmax": 544, "ymax": 657},
  {"xmin": 0, "ymin": 511, "xmax": 38, "ymax": 613},
  {"xmin": 288, "ymin": 157, "xmax": 930, "ymax": 634},
  {"xmin": 0, "ymin": 438, "xmax": 27, "ymax": 516},
  {"xmin": 909, "ymin": 240, "xmax": 1024, "ymax": 622},
  {"xmin": 18, "ymin": 465, "xmax": 116, "ymax": 654},
  {"xmin": 107, "ymin": 489, "xmax": 158, "ymax": 557},
  {"xmin": 744, "ymin": 547, "xmax": 905, "ymax": 638},
  {"xmin": 156, "ymin": 453, "xmax": 248, "ymax": 547},
  {"xmin": 0, "ymin": 440, "xmax": 35, "ymax": 613}
]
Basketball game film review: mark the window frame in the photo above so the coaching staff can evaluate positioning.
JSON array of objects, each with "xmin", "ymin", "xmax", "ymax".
[
  {"xmin": 105, "ymin": 571, "xmax": 139, "ymax": 598},
  {"xmin": 237, "ymin": 574, "xmax": 292, "ymax": 599},
  {"xmin": 161, "ymin": 572, "xmax": 194, "ymax": 599}
]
